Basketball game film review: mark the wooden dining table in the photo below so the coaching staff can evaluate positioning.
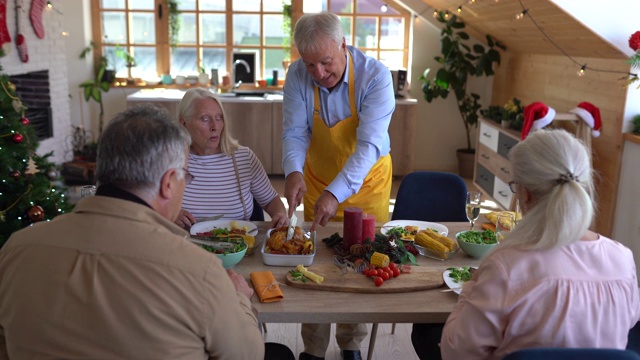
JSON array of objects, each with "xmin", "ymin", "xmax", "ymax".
[{"xmin": 235, "ymin": 221, "xmax": 483, "ymax": 325}]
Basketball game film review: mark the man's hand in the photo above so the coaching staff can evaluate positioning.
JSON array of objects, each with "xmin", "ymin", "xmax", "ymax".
[
  {"xmin": 227, "ymin": 269, "xmax": 254, "ymax": 300},
  {"xmin": 310, "ymin": 191, "xmax": 338, "ymax": 231},
  {"xmin": 175, "ymin": 208, "xmax": 196, "ymax": 229},
  {"xmin": 284, "ymin": 172, "xmax": 306, "ymax": 218}
]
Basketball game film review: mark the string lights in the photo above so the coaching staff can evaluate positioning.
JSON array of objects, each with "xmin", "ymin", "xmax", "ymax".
[{"xmin": 427, "ymin": 0, "xmax": 637, "ymax": 80}]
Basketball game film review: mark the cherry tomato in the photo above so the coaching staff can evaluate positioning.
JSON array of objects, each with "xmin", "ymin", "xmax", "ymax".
[
  {"xmin": 381, "ymin": 272, "xmax": 390, "ymax": 281},
  {"xmin": 363, "ymin": 269, "xmax": 370, "ymax": 277},
  {"xmin": 389, "ymin": 262, "xmax": 397, "ymax": 270},
  {"xmin": 382, "ymin": 266, "xmax": 390, "ymax": 273},
  {"xmin": 393, "ymin": 268, "xmax": 401, "ymax": 277},
  {"xmin": 374, "ymin": 277, "xmax": 384, "ymax": 287}
]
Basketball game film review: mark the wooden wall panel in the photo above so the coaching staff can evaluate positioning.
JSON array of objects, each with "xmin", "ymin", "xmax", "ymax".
[{"xmin": 491, "ymin": 54, "xmax": 629, "ymax": 236}]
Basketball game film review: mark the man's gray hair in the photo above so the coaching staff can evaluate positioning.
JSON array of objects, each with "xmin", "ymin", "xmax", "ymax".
[
  {"xmin": 96, "ymin": 104, "xmax": 191, "ymax": 196},
  {"xmin": 294, "ymin": 11, "xmax": 344, "ymax": 54}
]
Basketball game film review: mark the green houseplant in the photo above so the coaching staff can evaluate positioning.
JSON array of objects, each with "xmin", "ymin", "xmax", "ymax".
[
  {"xmin": 79, "ymin": 41, "xmax": 111, "ymax": 138},
  {"xmin": 420, "ymin": 11, "xmax": 506, "ymax": 156}
]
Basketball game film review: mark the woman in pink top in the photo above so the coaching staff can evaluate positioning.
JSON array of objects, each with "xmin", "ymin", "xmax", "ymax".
[{"xmin": 438, "ymin": 129, "xmax": 640, "ymax": 359}]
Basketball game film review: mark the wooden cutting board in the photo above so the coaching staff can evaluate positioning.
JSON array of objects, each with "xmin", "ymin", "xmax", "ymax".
[{"xmin": 285, "ymin": 263, "xmax": 444, "ymax": 294}]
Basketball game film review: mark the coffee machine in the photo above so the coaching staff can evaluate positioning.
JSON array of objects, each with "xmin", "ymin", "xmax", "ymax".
[{"xmin": 390, "ymin": 69, "xmax": 408, "ymax": 98}]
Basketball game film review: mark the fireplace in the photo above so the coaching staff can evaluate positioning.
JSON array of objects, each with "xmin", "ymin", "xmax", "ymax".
[{"xmin": 8, "ymin": 70, "xmax": 53, "ymax": 140}]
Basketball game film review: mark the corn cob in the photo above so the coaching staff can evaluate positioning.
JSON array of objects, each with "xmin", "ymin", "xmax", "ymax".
[
  {"xmin": 422, "ymin": 228, "xmax": 457, "ymax": 252},
  {"xmin": 415, "ymin": 232, "xmax": 448, "ymax": 258},
  {"xmin": 370, "ymin": 252, "xmax": 390, "ymax": 268}
]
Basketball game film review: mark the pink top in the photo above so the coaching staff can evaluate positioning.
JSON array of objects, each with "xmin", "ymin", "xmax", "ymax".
[{"xmin": 441, "ymin": 235, "xmax": 640, "ymax": 360}]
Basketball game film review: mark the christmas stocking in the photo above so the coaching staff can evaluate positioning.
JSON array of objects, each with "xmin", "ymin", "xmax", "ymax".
[
  {"xmin": 0, "ymin": 0, "xmax": 11, "ymax": 54},
  {"xmin": 29, "ymin": 0, "xmax": 45, "ymax": 39},
  {"xmin": 15, "ymin": 0, "xmax": 28, "ymax": 62}
]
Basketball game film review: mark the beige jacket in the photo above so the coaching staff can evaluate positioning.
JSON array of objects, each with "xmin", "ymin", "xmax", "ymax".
[{"xmin": 0, "ymin": 196, "xmax": 264, "ymax": 360}]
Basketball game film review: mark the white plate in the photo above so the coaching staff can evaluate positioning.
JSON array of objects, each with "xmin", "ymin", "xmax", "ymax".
[
  {"xmin": 442, "ymin": 267, "xmax": 477, "ymax": 295},
  {"xmin": 190, "ymin": 220, "xmax": 257, "ymax": 236},
  {"xmin": 381, "ymin": 220, "xmax": 449, "ymax": 237}
]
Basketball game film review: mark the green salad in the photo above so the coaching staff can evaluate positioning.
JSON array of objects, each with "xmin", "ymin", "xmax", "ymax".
[
  {"xmin": 457, "ymin": 229, "xmax": 498, "ymax": 244},
  {"xmin": 447, "ymin": 266, "xmax": 474, "ymax": 283},
  {"xmin": 201, "ymin": 241, "xmax": 247, "ymax": 255}
]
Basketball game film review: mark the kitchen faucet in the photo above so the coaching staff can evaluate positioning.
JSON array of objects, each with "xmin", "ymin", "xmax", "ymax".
[{"xmin": 231, "ymin": 59, "xmax": 251, "ymax": 90}]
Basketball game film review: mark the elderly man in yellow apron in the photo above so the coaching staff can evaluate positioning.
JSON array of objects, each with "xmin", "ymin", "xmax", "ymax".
[{"xmin": 282, "ymin": 11, "xmax": 395, "ymax": 360}]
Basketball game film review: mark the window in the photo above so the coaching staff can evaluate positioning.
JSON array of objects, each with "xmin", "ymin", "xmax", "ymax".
[
  {"xmin": 92, "ymin": 0, "xmax": 410, "ymax": 82},
  {"xmin": 303, "ymin": 0, "xmax": 409, "ymax": 70}
]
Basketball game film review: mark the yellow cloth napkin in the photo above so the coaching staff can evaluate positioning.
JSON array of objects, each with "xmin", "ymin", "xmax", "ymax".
[{"xmin": 250, "ymin": 271, "xmax": 284, "ymax": 303}]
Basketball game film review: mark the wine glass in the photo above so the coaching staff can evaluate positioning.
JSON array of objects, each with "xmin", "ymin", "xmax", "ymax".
[
  {"xmin": 465, "ymin": 191, "xmax": 482, "ymax": 230},
  {"xmin": 496, "ymin": 212, "xmax": 516, "ymax": 242}
]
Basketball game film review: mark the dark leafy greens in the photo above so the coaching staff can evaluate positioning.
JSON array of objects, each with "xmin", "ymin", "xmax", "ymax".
[
  {"xmin": 447, "ymin": 266, "xmax": 474, "ymax": 283},
  {"xmin": 457, "ymin": 229, "xmax": 498, "ymax": 244}
]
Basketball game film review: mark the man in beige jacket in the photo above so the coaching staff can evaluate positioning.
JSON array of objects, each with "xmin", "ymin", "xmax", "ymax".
[{"xmin": 0, "ymin": 105, "xmax": 286, "ymax": 359}]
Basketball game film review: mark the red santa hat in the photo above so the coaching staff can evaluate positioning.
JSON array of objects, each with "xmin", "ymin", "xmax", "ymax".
[
  {"xmin": 569, "ymin": 102, "xmax": 602, "ymax": 137},
  {"xmin": 521, "ymin": 102, "xmax": 556, "ymax": 140}
]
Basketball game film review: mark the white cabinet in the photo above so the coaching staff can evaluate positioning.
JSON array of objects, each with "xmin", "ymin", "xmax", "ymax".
[{"xmin": 474, "ymin": 118, "xmax": 519, "ymax": 210}]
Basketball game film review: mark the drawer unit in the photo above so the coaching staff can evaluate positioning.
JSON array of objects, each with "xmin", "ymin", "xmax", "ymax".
[
  {"xmin": 497, "ymin": 132, "xmax": 519, "ymax": 159},
  {"xmin": 478, "ymin": 121, "xmax": 499, "ymax": 151},
  {"xmin": 475, "ymin": 163, "xmax": 494, "ymax": 196},
  {"xmin": 493, "ymin": 177, "xmax": 514, "ymax": 210},
  {"xmin": 473, "ymin": 118, "xmax": 520, "ymax": 210},
  {"xmin": 493, "ymin": 153, "xmax": 513, "ymax": 183}
]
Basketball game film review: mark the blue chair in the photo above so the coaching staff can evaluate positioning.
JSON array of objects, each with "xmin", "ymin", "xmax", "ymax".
[
  {"xmin": 503, "ymin": 348, "xmax": 640, "ymax": 360},
  {"xmin": 391, "ymin": 171, "xmax": 468, "ymax": 222},
  {"xmin": 372, "ymin": 172, "xmax": 468, "ymax": 360}
]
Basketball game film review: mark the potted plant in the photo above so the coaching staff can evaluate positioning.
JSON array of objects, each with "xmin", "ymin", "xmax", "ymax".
[
  {"xmin": 167, "ymin": 0, "xmax": 181, "ymax": 48},
  {"xmin": 480, "ymin": 98, "xmax": 524, "ymax": 130},
  {"xmin": 198, "ymin": 64, "xmax": 209, "ymax": 85},
  {"xmin": 79, "ymin": 42, "xmax": 111, "ymax": 137},
  {"xmin": 420, "ymin": 11, "xmax": 506, "ymax": 177},
  {"xmin": 281, "ymin": 0, "xmax": 293, "ymax": 73}
]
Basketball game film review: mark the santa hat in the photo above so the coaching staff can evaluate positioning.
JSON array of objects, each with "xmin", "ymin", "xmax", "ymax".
[
  {"xmin": 569, "ymin": 102, "xmax": 602, "ymax": 137},
  {"xmin": 521, "ymin": 102, "xmax": 556, "ymax": 140}
]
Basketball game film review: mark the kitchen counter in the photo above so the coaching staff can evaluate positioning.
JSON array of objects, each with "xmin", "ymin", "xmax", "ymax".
[{"xmin": 127, "ymin": 90, "xmax": 417, "ymax": 176}]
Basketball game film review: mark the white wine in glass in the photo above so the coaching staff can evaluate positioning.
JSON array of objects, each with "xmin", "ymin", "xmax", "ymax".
[{"xmin": 466, "ymin": 192, "xmax": 482, "ymax": 230}]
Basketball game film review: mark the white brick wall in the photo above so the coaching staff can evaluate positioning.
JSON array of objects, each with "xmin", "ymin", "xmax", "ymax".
[{"xmin": 2, "ymin": 1, "xmax": 71, "ymax": 164}]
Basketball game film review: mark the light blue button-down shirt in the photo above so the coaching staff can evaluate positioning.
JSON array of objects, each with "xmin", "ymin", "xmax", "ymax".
[{"xmin": 281, "ymin": 46, "xmax": 395, "ymax": 203}]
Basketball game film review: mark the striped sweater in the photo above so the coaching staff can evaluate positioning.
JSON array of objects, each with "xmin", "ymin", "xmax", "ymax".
[{"xmin": 182, "ymin": 146, "xmax": 279, "ymax": 220}]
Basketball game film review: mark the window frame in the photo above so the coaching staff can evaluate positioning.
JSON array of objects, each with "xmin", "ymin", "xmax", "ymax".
[{"xmin": 90, "ymin": 0, "xmax": 411, "ymax": 83}]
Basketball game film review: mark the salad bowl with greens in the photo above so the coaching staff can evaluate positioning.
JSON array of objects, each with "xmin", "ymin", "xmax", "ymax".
[
  {"xmin": 455, "ymin": 229, "xmax": 499, "ymax": 258},
  {"xmin": 190, "ymin": 237, "xmax": 248, "ymax": 269}
]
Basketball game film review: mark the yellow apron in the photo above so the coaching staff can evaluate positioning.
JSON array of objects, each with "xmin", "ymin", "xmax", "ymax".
[{"xmin": 303, "ymin": 51, "xmax": 392, "ymax": 223}]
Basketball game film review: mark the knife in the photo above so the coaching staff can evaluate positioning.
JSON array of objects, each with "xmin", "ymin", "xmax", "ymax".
[{"xmin": 286, "ymin": 213, "xmax": 297, "ymax": 240}]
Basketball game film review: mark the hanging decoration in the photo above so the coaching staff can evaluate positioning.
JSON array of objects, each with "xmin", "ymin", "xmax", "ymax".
[
  {"xmin": 429, "ymin": 0, "xmax": 637, "ymax": 81},
  {"xmin": 29, "ymin": 0, "xmax": 46, "ymax": 39},
  {"xmin": 627, "ymin": 31, "xmax": 640, "ymax": 87},
  {"xmin": 27, "ymin": 205, "xmax": 44, "ymax": 222},
  {"xmin": 12, "ymin": 133, "xmax": 23, "ymax": 143},
  {"xmin": 15, "ymin": 0, "xmax": 28, "ymax": 62},
  {"xmin": 0, "ymin": 0, "xmax": 11, "ymax": 54}
]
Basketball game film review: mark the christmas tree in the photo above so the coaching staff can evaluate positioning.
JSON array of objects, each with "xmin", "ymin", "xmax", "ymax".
[{"xmin": 0, "ymin": 51, "xmax": 74, "ymax": 247}]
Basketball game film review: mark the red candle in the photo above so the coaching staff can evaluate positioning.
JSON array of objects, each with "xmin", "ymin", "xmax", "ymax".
[
  {"xmin": 343, "ymin": 207, "xmax": 363, "ymax": 251},
  {"xmin": 361, "ymin": 214, "xmax": 376, "ymax": 243}
]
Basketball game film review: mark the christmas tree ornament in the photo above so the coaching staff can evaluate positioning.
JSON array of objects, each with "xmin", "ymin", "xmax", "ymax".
[
  {"xmin": 29, "ymin": 0, "xmax": 45, "ymax": 39},
  {"xmin": 28, "ymin": 205, "xmax": 44, "ymax": 222},
  {"xmin": 9, "ymin": 169, "xmax": 21, "ymax": 179},
  {"xmin": 0, "ymin": 0, "xmax": 11, "ymax": 54},
  {"xmin": 11, "ymin": 98, "xmax": 22, "ymax": 113},
  {"xmin": 12, "ymin": 133, "xmax": 24, "ymax": 143},
  {"xmin": 20, "ymin": 117, "xmax": 29, "ymax": 125},
  {"xmin": 15, "ymin": 0, "xmax": 29, "ymax": 63},
  {"xmin": 47, "ymin": 168, "xmax": 58, "ymax": 180},
  {"xmin": 7, "ymin": 81, "xmax": 15, "ymax": 92}
]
